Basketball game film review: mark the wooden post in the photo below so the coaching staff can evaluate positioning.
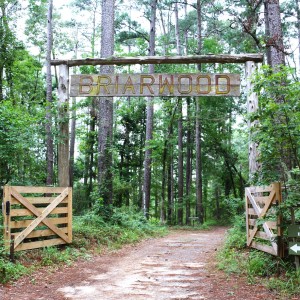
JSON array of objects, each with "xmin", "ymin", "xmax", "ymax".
[
  {"xmin": 3, "ymin": 186, "xmax": 11, "ymax": 251},
  {"xmin": 58, "ymin": 64, "xmax": 70, "ymax": 187},
  {"xmin": 10, "ymin": 235, "xmax": 15, "ymax": 263},
  {"xmin": 274, "ymin": 182, "xmax": 284, "ymax": 258},
  {"xmin": 246, "ymin": 61, "xmax": 261, "ymax": 181}
]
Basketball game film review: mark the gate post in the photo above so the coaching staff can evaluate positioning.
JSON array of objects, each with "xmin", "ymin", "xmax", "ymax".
[
  {"xmin": 274, "ymin": 182, "xmax": 284, "ymax": 258},
  {"xmin": 58, "ymin": 64, "xmax": 70, "ymax": 187},
  {"xmin": 3, "ymin": 185, "xmax": 11, "ymax": 251},
  {"xmin": 246, "ymin": 61, "xmax": 261, "ymax": 181}
]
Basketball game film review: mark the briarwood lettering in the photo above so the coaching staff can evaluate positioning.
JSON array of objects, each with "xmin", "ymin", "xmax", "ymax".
[{"xmin": 70, "ymin": 73, "xmax": 240, "ymax": 97}]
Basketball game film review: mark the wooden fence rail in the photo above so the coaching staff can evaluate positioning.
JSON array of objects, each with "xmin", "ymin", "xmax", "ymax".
[{"xmin": 2, "ymin": 186, "xmax": 72, "ymax": 252}]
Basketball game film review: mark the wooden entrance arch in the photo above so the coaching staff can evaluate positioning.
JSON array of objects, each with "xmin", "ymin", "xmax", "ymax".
[{"xmin": 51, "ymin": 53, "xmax": 263, "ymax": 187}]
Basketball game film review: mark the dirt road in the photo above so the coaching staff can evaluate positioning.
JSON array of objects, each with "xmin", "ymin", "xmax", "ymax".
[{"xmin": 1, "ymin": 227, "xmax": 282, "ymax": 300}]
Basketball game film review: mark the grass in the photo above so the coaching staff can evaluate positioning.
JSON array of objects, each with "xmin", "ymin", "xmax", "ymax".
[
  {"xmin": 0, "ymin": 207, "xmax": 167, "ymax": 284},
  {"xmin": 217, "ymin": 214, "xmax": 300, "ymax": 297}
]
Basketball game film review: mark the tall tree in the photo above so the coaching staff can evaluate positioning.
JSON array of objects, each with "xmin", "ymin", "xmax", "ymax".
[
  {"xmin": 185, "ymin": 97, "xmax": 192, "ymax": 224},
  {"xmin": 98, "ymin": 0, "xmax": 115, "ymax": 206},
  {"xmin": 177, "ymin": 99, "xmax": 184, "ymax": 225},
  {"xmin": 143, "ymin": 0, "xmax": 157, "ymax": 218},
  {"xmin": 264, "ymin": 0, "xmax": 285, "ymax": 68},
  {"xmin": 0, "ymin": 0, "xmax": 19, "ymax": 102},
  {"xmin": 174, "ymin": 0, "xmax": 184, "ymax": 225},
  {"xmin": 45, "ymin": 0, "xmax": 54, "ymax": 186},
  {"xmin": 195, "ymin": 0, "xmax": 204, "ymax": 223}
]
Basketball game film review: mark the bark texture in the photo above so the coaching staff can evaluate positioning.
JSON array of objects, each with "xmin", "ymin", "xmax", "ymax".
[
  {"xmin": 246, "ymin": 61, "xmax": 261, "ymax": 181},
  {"xmin": 98, "ymin": 0, "xmax": 115, "ymax": 205},
  {"xmin": 46, "ymin": 0, "xmax": 54, "ymax": 186},
  {"xmin": 143, "ymin": 0, "xmax": 157, "ymax": 217},
  {"xmin": 264, "ymin": 0, "xmax": 285, "ymax": 68},
  {"xmin": 195, "ymin": 0, "xmax": 204, "ymax": 223},
  {"xmin": 51, "ymin": 54, "xmax": 264, "ymax": 66},
  {"xmin": 57, "ymin": 65, "xmax": 70, "ymax": 187},
  {"xmin": 177, "ymin": 99, "xmax": 184, "ymax": 225}
]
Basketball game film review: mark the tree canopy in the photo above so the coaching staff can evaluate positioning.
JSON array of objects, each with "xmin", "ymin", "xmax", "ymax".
[{"xmin": 0, "ymin": 0, "xmax": 298, "ymax": 225}]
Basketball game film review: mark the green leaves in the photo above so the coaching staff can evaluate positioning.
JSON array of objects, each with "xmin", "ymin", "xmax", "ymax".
[{"xmin": 252, "ymin": 66, "xmax": 300, "ymax": 184}]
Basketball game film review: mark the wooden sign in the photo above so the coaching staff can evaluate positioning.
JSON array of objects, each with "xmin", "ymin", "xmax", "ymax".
[
  {"xmin": 289, "ymin": 242, "xmax": 300, "ymax": 255},
  {"xmin": 288, "ymin": 225, "xmax": 300, "ymax": 238},
  {"xmin": 70, "ymin": 73, "xmax": 240, "ymax": 97}
]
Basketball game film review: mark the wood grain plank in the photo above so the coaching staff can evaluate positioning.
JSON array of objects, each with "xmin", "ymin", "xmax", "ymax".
[
  {"xmin": 11, "ymin": 218, "xmax": 68, "ymax": 229},
  {"xmin": 13, "ymin": 186, "xmax": 67, "ymax": 194},
  {"xmin": 251, "ymin": 242, "xmax": 277, "ymax": 256},
  {"xmin": 25, "ymin": 228, "xmax": 68, "ymax": 239},
  {"xmin": 15, "ymin": 238, "xmax": 66, "ymax": 252},
  {"xmin": 11, "ymin": 207, "xmax": 68, "ymax": 217}
]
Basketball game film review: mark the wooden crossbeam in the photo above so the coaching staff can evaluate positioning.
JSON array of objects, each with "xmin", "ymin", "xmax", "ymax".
[
  {"xmin": 50, "ymin": 54, "xmax": 264, "ymax": 67},
  {"xmin": 11, "ymin": 188, "xmax": 70, "ymax": 248}
]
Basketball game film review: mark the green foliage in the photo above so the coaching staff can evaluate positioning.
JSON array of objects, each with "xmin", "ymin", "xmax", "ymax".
[
  {"xmin": 223, "ymin": 215, "xmax": 247, "ymax": 250},
  {"xmin": 73, "ymin": 206, "xmax": 167, "ymax": 249},
  {"xmin": 40, "ymin": 246, "xmax": 89, "ymax": 267},
  {"xmin": 0, "ymin": 99, "xmax": 46, "ymax": 186},
  {"xmin": 0, "ymin": 256, "xmax": 29, "ymax": 284},
  {"xmin": 216, "ymin": 215, "xmax": 247, "ymax": 274},
  {"xmin": 218, "ymin": 216, "xmax": 300, "ymax": 296},
  {"xmin": 267, "ymin": 270, "xmax": 300, "ymax": 296},
  {"xmin": 252, "ymin": 66, "xmax": 300, "ymax": 185}
]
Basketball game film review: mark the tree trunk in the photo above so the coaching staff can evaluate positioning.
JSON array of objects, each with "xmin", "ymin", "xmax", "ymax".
[
  {"xmin": 167, "ymin": 125, "xmax": 174, "ymax": 224},
  {"xmin": 143, "ymin": 0, "xmax": 157, "ymax": 218},
  {"xmin": 45, "ymin": 0, "xmax": 54, "ymax": 186},
  {"xmin": 264, "ymin": 0, "xmax": 285, "ymax": 68},
  {"xmin": 177, "ymin": 99, "xmax": 184, "ymax": 225},
  {"xmin": 185, "ymin": 99, "xmax": 192, "ymax": 225},
  {"xmin": 195, "ymin": 0, "xmax": 204, "ymax": 224},
  {"xmin": 57, "ymin": 65, "xmax": 70, "ymax": 187},
  {"xmin": 196, "ymin": 0, "xmax": 202, "ymax": 56},
  {"xmin": 138, "ymin": 121, "xmax": 145, "ymax": 208},
  {"xmin": 89, "ymin": 103, "xmax": 97, "ymax": 195},
  {"xmin": 159, "ymin": 8, "xmax": 167, "ymax": 56},
  {"xmin": 162, "ymin": 104, "xmax": 177, "ymax": 223},
  {"xmin": 69, "ymin": 40, "xmax": 78, "ymax": 189},
  {"xmin": 161, "ymin": 140, "xmax": 167, "ymax": 223},
  {"xmin": 184, "ymin": 0, "xmax": 189, "ymax": 56},
  {"xmin": 265, "ymin": 0, "xmax": 291, "ymax": 179},
  {"xmin": 246, "ymin": 61, "xmax": 261, "ymax": 181},
  {"xmin": 195, "ymin": 97, "xmax": 204, "ymax": 223},
  {"xmin": 215, "ymin": 185, "xmax": 221, "ymax": 220},
  {"xmin": 174, "ymin": 2, "xmax": 182, "ymax": 56},
  {"xmin": 98, "ymin": 0, "xmax": 115, "ymax": 206},
  {"xmin": 0, "ymin": 2, "xmax": 9, "ymax": 102},
  {"xmin": 174, "ymin": 1, "xmax": 183, "ymax": 225},
  {"xmin": 69, "ymin": 97, "xmax": 76, "ymax": 188}
]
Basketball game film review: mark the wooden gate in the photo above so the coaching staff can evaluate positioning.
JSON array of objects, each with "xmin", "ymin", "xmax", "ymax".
[
  {"xmin": 245, "ymin": 182, "xmax": 283, "ymax": 257},
  {"xmin": 2, "ymin": 186, "xmax": 72, "ymax": 251}
]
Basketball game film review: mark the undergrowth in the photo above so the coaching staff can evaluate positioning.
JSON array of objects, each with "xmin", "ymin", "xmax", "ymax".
[
  {"xmin": 217, "ymin": 214, "xmax": 300, "ymax": 297},
  {"xmin": 0, "ymin": 206, "xmax": 167, "ymax": 284}
]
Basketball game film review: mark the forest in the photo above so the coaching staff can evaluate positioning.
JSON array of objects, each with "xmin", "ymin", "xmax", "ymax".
[{"xmin": 0, "ymin": 0, "xmax": 299, "ymax": 227}]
